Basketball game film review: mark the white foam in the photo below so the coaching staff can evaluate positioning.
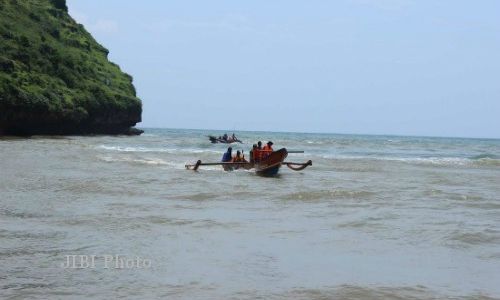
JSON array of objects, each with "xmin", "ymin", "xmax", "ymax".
[
  {"xmin": 98, "ymin": 155, "xmax": 185, "ymax": 169},
  {"xmin": 98, "ymin": 145, "xmax": 165, "ymax": 152},
  {"xmin": 319, "ymin": 154, "xmax": 473, "ymax": 166},
  {"xmin": 97, "ymin": 145, "xmax": 220, "ymax": 155}
]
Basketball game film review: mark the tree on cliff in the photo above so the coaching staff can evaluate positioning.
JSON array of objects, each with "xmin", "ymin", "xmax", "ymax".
[{"xmin": 0, "ymin": 0, "xmax": 142, "ymax": 135}]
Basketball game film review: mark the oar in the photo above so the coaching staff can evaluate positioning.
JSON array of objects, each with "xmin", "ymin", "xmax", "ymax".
[
  {"xmin": 287, "ymin": 150, "xmax": 304, "ymax": 154},
  {"xmin": 185, "ymin": 160, "xmax": 251, "ymax": 171}
]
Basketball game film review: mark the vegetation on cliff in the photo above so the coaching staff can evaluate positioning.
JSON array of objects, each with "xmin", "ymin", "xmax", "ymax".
[{"xmin": 0, "ymin": 0, "xmax": 142, "ymax": 135}]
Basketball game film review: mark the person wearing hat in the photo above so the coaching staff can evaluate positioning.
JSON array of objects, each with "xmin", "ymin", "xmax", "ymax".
[
  {"xmin": 261, "ymin": 141, "xmax": 274, "ymax": 159},
  {"xmin": 262, "ymin": 141, "xmax": 274, "ymax": 152}
]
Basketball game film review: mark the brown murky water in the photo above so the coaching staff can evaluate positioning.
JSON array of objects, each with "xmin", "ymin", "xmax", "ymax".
[{"xmin": 1, "ymin": 129, "xmax": 499, "ymax": 299}]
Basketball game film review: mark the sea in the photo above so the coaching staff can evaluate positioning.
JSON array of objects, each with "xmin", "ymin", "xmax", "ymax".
[{"xmin": 1, "ymin": 128, "xmax": 500, "ymax": 299}]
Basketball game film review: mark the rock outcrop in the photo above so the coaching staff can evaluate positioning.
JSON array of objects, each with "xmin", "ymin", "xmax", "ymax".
[{"xmin": 0, "ymin": 0, "xmax": 142, "ymax": 135}]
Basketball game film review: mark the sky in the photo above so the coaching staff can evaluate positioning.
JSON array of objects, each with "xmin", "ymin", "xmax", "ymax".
[{"xmin": 67, "ymin": 0, "xmax": 500, "ymax": 138}]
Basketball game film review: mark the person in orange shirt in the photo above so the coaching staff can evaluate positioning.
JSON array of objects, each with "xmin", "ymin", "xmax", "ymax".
[
  {"xmin": 262, "ymin": 141, "xmax": 273, "ymax": 152},
  {"xmin": 261, "ymin": 141, "xmax": 273, "ymax": 159},
  {"xmin": 232, "ymin": 150, "xmax": 245, "ymax": 162}
]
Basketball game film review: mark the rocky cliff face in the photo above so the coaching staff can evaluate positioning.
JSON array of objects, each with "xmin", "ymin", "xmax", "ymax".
[{"xmin": 0, "ymin": 0, "xmax": 142, "ymax": 135}]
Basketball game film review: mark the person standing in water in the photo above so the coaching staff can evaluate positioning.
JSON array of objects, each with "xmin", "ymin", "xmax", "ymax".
[
  {"xmin": 222, "ymin": 147, "xmax": 232, "ymax": 162},
  {"xmin": 232, "ymin": 150, "xmax": 246, "ymax": 162}
]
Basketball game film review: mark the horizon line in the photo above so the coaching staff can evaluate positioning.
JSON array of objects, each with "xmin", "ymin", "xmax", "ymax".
[{"xmin": 136, "ymin": 126, "xmax": 500, "ymax": 141}]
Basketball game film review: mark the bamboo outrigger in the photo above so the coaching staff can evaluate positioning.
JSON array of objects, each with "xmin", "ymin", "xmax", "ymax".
[{"xmin": 185, "ymin": 148, "xmax": 312, "ymax": 177}]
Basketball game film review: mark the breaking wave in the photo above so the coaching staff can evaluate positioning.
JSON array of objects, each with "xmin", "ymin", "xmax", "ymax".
[
  {"xmin": 280, "ymin": 189, "xmax": 375, "ymax": 201},
  {"xmin": 470, "ymin": 154, "xmax": 500, "ymax": 160},
  {"xmin": 319, "ymin": 154, "xmax": 500, "ymax": 167},
  {"xmin": 97, "ymin": 145, "xmax": 220, "ymax": 155},
  {"xmin": 97, "ymin": 155, "xmax": 186, "ymax": 168}
]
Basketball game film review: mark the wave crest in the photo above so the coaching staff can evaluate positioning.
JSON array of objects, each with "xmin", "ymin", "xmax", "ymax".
[{"xmin": 281, "ymin": 189, "xmax": 374, "ymax": 201}]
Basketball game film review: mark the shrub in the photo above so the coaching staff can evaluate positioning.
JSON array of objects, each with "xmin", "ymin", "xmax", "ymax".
[
  {"xmin": 29, "ymin": 12, "xmax": 41, "ymax": 21},
  {"xmin": 56, "ymin": 66, "xmax": 77, "ymax": 88},
  {"xmin": 0, "ymin": 57, "xmax": 15, "ymax": 72},
  {"xmin": 13, "ymin": 53, "xmax": 30, "ymax": 69},
  {"xmin": 50, "ymin": 0, "xmax": 68, "ymax": 11},
  {"xmin": 18, "ymin": 35, "xmax": 30, "ymax": 47},
  {"xmin": 50, "ymin": 28, "xmax": 60, "ymax": 39},
  {"xmin": 39, "ymin": 43, "xmax": 56, "ymax": 55}
]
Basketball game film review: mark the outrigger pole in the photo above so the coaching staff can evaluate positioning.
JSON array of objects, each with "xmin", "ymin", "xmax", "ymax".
[
  {"xmin": 283, "ymin": 160, "xmax": 312, "ymax": 171},
  {"xmin": 185, "ymin": 161, "xmax": 251, "ymax": 171}
]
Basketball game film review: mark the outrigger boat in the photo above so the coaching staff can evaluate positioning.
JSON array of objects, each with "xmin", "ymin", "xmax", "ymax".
[
  {"xmin": 185, "ymin": 148, "xmax": 312, "ymax": 177},
  {"xmin": 208, "ymin": 135, "xmax": 243, "ymax": 144}
]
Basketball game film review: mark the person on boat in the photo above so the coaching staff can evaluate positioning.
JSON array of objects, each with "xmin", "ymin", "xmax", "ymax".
[
  {"xmin": 233, "ymin": 150, "xmax": 245, "ymax": 162},
  {"xmin": 232, "ymin": 133, "xmax": 236, "ymax": 140},
  {"xmin": 221, "ymin": 147, "xmax": 232, "ymax": 162},
  {"xmin": 223, "ymin": 133, "xmax": 228, "ymax": 141},
  {"xmin": 254, "ymin": 141, "xmax": 264, "ymax": 162},
  {"xmin": 230, "ymin": 150, "xmax": 247, "ymax": 170},
  {"xmin": 263, "ymin": 141, "xmax": 273, "ymax": 152},
  {"xmin": 249, "ymin": 144, "xmax": 257, "ymax": 163},
  {"xmin": 261, "ymin": 141, "xmax": 274, "ymax": 159}
]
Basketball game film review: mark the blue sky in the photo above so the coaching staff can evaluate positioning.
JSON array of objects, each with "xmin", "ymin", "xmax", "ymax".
[{"xmin": 67, "ymin": 0, "xmax": 500, "ymax": 138}]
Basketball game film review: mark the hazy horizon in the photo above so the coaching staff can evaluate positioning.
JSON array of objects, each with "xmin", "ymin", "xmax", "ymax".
[
  {"xmin": 138, "ymin": 126, "xmax": 500, "ymax": 140},
  {"xmin": 68, "ymin": 0, "xmax": 500, "ymax": 139}
]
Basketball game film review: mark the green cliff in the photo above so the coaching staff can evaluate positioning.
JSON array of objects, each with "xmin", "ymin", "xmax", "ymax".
[{"xmin": 0, "ymin": 0, "xmax": 142, "ymax": 135}]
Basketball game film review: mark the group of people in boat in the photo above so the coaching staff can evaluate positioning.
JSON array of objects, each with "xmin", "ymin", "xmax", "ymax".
[
  {"xmin": 221, "ymin": 141, "xmax": 274, "ymax": 163},
  {"xmin": 218, "ymin": 133, "xmax": 237, "ymax": 142}
]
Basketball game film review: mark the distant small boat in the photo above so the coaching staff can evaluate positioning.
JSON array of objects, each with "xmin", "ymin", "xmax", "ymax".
[
  {"xmin": 186, "ymin": 148, "xmax": 312, "ymax": 177},
  {"xmin": 208, "ymin": 135, "xmax": 242, "ymax": 144}
]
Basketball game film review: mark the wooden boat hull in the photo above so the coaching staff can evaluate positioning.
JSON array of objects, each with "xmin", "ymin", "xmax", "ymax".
[
  {"xmin": 185, "ymin": 148, "xmax": 312, "ymax": 175},
  {"xmin": 254, "ymin": 148, "xmax": 288, "ymax": 177}
]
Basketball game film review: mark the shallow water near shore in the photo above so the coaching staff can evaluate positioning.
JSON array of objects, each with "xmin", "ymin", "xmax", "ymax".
[{"xmin": 1, "ymin": 128, "xmax": 500, "ymax": 299}]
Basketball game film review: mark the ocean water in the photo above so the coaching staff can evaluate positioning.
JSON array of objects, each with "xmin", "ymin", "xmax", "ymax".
[{"xmin": 1, "ymin": 128, "xmax": 500, "ymax": 299}]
